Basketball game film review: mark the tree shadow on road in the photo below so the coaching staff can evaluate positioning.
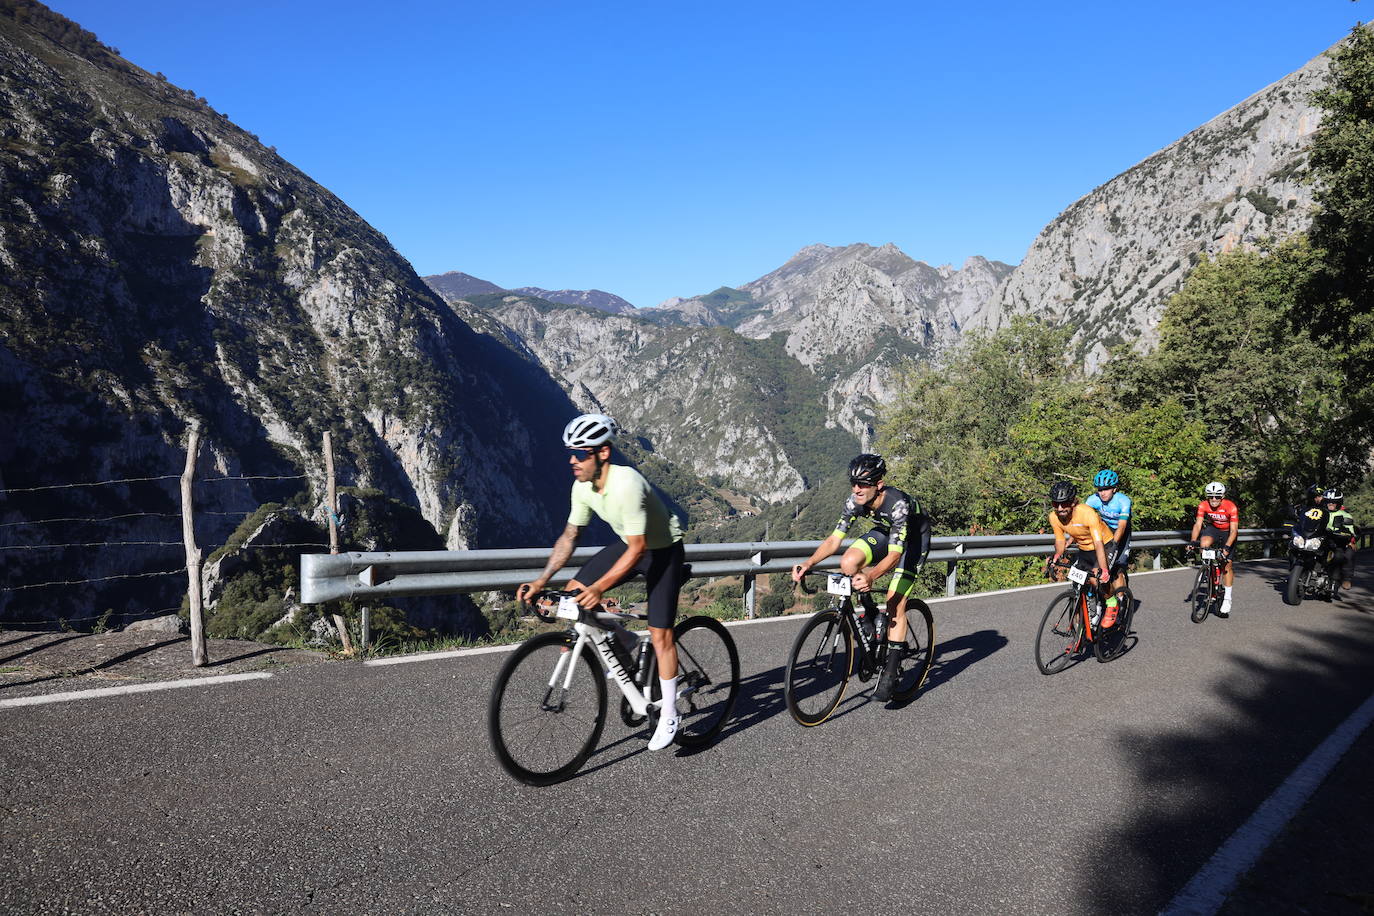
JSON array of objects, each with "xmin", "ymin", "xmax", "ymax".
[
  {"xmin": 919, "ymin": 628, "xmax": 1009, "ymax": 696},
  {"xmin": 1081, "ymin": 609, "xmax": 1374, "ymax": 915}
]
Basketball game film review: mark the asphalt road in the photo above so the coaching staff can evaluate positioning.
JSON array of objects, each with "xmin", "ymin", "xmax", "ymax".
[{"xmin": 2, "ymin": 559, "xmax": 1372, "ymax": 915}]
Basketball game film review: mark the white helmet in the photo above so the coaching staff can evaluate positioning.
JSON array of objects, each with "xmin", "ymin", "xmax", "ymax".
[
  {"xmin": 1205, "ymin": 481, "xmax": 1226, "ymax": 498},
  {"xmin": 562, "ymin": 413, "xmax": 619, "ymax": 449}
]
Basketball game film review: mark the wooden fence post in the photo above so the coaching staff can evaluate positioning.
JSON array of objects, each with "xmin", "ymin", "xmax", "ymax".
[
  {"xmin": 322, "ymin": 431, "xmax": 354, "ymax": 654},
  {"xmin": 182, "ymin": 423, "xmax": 207, "ymax": 667}
]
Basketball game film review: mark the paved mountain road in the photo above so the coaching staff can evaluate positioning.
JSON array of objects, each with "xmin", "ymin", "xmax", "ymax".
[{"xmin": 2, "ymin": 559, "xmax": 1371, "ymax": 914}]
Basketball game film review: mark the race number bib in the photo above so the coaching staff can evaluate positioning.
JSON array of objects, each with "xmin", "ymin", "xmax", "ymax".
[
  {"xmin": 826, "ymin": 574, "xmax": 852, "ymax": 597},
  {"xmin": 1067, "ymin": 566, "xmax": 1088, "ymax": 585},
  {"xmin": 1201, "ymin": 549, "xmax": 1217, "ymax": 561},
  {"xmin": 556, "ymin": 596, "xmax": 581, "ymax": 620}
]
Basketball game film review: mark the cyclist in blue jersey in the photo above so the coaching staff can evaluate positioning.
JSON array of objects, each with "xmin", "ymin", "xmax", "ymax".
[
  {"xmin": 1085, "ymin": 468, "xmax": 1132, "ymax": 629},
  {"xmin": 517, "ymin": 414, "xmax": 687, "ymax": 751},
  {"xmin": 791, "ymin": 454, "xmax": 931, "ymax": 702}
]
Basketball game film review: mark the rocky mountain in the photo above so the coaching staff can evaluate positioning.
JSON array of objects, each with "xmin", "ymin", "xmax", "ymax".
[
  {"xmin": 0, "ymin": 1, "xmax": 581, "ymax": 629},
  {"xmin": 463, "ymin": 292, "xmax": 858, "ymax": 504},
  {"xmin": 511, "ymin": 287, "xmax": 637, "ymax": 314},
  {"xmin": 424, "ymin": 270, "xmax": 504, "ymax": 299},
  {"xmin": 987, "ymin": 49, "xmax": 1330, "ymax": 367}
]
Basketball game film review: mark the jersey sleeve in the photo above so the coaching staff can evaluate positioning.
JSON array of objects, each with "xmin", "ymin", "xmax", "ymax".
[
  {"xmin": 886, "ymin": 495, "xmax": 910, "ymax": 554},
  {"xmin": 1196, "ymin": 502, "xmax": 1207, "ymax": 520},
  {"xmin": 1226, "ymin": 502, "xmax": 1239, "ymax": 527},
  {"xmin": 614, "ymin": 471, "xmax": 650, "ymax": 537},
  {"xmin": 567, "ymin": 483, "xmax": 592, "ymax": 528},
  {"xmin": 832, "ymin": 497, "xmax": 859, "ymax": 538},
  {"xmin": 1117, "ymin": 494, "xmax": 1133, "ymax": 521}
]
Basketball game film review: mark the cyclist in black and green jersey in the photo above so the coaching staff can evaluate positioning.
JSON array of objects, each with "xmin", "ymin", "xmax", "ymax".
[
  {"xmin": 791, "ymin": 454, "xmax": 931, "ymax": 702},
  {"xmin": 518, "ymin": 413, "xmax": 688, "ymax": 751}
]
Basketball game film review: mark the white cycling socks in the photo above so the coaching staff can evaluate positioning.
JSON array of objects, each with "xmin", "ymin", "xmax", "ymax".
[{"xmin": 648, "ymin": 676, "xmax": 679, "ymax": 751}]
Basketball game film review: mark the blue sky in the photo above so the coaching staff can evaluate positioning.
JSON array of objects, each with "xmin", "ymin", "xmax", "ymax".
[{"xmin": 45, "ymin": 0, "xmax": 1370, "ymax": 307}]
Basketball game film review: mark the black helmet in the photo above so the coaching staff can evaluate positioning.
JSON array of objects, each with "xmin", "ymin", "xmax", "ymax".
[
  {"xmin": 1049, "ymin": 481, "xmax": 1077, "ymax": 503},
  {"xmin": 848, "ymin": 454, "xmax": 887, "ymax": 485},
  {"xmin": 1323, "ymin": 488, "xmax": 1343, "ymax": 503},
  {"xmin": 1306, "ymin": 483, "xmax": 1323, "ymax": 499}
]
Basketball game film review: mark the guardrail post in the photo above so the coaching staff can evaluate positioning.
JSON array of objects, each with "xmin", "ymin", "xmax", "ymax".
[
  {"xmin": 743, "ymin": 573, "xmax": 756, "ymax": 619},
  {"xmin": 1153, "ymin": 551, "xmax": 1162, "ymax": 570},
  {"xmin": 945, "ymin": 561, "xmax": 957, "ymax": 597},
  {"xmin": 1263, "ymin": 541, "xmax": 1272, "ymax": 559}
]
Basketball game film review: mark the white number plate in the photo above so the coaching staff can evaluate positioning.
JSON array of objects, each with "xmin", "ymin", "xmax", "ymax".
[
  {"xmin": 826, "ymin": 574, "xmax": 852, "ymax": 597},
  {"xmin": 556, "ymin": 596, "xmax": 581, "ymax": 620},
  {"xmin": 1067, "ymin": 566, "xmax": 1088, "ymax": 585},
  {"xmin": 1201, "ymin": 549, "xmax": 1217, "ymax": 561}
]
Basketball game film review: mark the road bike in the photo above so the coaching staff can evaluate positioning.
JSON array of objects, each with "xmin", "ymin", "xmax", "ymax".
[
  {"xmin": 1187, "ymin": 542, "xmax": 1227, "ymax": 622},
  {"xmin": 487, "ymin": 591, "xmax": 739, "ymax": 786},
  {"xmin": 1034, "ymin": 554, "xmax": 1133, "ymax": 673},
  {"xmin": 783, "ymin": 572, "xmax": 935, "ymax": 726}
]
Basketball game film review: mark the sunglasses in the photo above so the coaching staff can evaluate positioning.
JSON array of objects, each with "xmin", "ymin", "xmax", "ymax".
[
  {"xmin": 567, "ymin": 447, "xmax": 598, "ymax": 461},
  {"xmin": 1052, "ymin": 501, "xmax": 1074, "ymax": 509},
  {"xmin": 850, "ymin": 478, "xmax": 878, "ymax": 487}
]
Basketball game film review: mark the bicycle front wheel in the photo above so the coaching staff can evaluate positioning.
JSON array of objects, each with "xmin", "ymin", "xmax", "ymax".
[
  {"xmin": 1189, "ymin": 567, "xmax": 1211, "ymax": 623},
  {"xmin": 785, "ymin": 608, "xmax": 853, "ymax": 726},
  {"xmin": 664, "ymin": 615, "xmax": 740, "ymax": 747},
  {"xmin": 889, "ymin": 599, "xmax": 936, "ymax": 702},
  {"xmin": 488, "ymin": 632, "xmax": 607, "ymax": 786},
  {"xmin": 1035, "ymin": 589, "xmax": 1082, "ymax": 675}
]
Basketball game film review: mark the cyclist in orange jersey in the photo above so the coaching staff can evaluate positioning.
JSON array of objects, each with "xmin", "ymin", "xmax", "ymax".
[{"xmin": 1046, "ymin": 481, "xmax": 1115, "ymax": 622}]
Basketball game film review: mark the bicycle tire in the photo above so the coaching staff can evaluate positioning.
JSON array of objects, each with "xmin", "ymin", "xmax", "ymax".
[
  {"xmin": 784, "ymin": 608, "xmax": 853, "ymax": 726},
  {"xmin": 1093, "ymin": 589, "xmax": 1131, "ymax": 663},
  {"xmin": 889, "ymin": 599, "xmax": 935, "ymax": 702},
  {"xmin": 1189, "ymin": 567, "xmax": 1211, "ymax": 623},
  {"xmin": 655, "ymin": 615, "xmax": 739, "ymax": 747},
  {"xmin": 1035, "ymin": 589, "xmax": 1082, "ymax": 675},
  {"xmin": 488, "ymin": 631, "xmax": 607, "ymax": 786}
]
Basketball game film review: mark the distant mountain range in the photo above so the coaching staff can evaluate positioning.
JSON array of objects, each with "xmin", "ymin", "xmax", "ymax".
[{"xmin": 422, "ymin": 272, "xmax": 637, "ymax": 314}]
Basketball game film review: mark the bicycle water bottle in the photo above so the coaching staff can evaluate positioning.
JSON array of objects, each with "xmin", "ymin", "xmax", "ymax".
[{"xmin": 873, "ymin": 611, "xmax": 889, "ymax": 641}]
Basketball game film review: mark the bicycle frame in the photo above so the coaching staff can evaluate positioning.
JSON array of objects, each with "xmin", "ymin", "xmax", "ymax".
[
  {"xmin": 543, "ymin": 596, "xmax": 656, "ymax": 717},
  {"xmin": 1062, "ymin": 564, "xmax": 1100, "ymax": 646}
]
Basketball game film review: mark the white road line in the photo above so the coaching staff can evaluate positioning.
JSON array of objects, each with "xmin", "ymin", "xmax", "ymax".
[
  {"xmin": 1159, "ymin": 687, "xmax": 1374, "ymax": 916},
  {"xmin": 364, "ymin": 644, "xmax": 515, "ymax": 666},
  {"xmin": 0, "ymin": 672, "xmax": 273, "ymax": 709}
]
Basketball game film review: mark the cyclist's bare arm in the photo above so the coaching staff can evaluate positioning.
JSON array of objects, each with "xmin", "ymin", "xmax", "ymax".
[
  {"xmin": 576, "ymin": 534, "xmax": 646, "ymax": 609},
  {"xmin": 793, "ymin": 533, "xmax": 843, "ymax": 581},
  {"xmin": 517, "ymin": 523, "xmax": 582, "ymax": 602}
]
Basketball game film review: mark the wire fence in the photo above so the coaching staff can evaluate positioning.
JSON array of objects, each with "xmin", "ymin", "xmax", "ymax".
[{"xmin": 0, "ymin": 464, "xmax": 328, "ymax": 627}]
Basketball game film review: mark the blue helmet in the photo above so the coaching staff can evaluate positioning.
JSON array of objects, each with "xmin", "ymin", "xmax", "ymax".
[{"xmin": 1093, "ymin": 469, "xmax": 1119, "ymax": 488}]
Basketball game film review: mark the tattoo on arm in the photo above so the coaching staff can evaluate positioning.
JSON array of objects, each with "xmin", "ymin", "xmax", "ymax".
[{"xmin": 539, "ymin": 524, "xmax": 580, "ymax": 581}]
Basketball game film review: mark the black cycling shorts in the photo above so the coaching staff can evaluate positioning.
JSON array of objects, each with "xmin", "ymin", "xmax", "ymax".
[
  {"xmin": 572, "ymin": 540, "xmax": 685, "ymax": 629},
  {"xmin": 1199, "ymin": 525, "xmax": 1233, "ymax": 546}
]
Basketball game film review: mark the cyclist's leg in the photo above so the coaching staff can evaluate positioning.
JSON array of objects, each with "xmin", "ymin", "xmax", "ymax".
[
  {"xmin": 643, "ymin": 541, "xmax": 683, "ymax": 679},
  {"xmin": 645, "ymin": 542, "xmax": 685, "ymax": 750}
]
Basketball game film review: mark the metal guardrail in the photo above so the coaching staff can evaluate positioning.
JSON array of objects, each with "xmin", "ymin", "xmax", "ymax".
[{"xmin": 300, "ymin": 528, "xmax": 1287, "ymax": 610}]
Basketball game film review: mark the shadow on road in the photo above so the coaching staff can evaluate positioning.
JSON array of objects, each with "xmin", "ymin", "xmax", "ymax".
[
  {"xmin": 0, "ymin": 632, "xmax": 84, "ymax": 667},
  {"xmin": 922, "ymin": 628, "xmax": 1009, "ymax": 694},
  {"xmin": 1083, "ymin": 588, "xmax": 1374, "ymax": 915}
]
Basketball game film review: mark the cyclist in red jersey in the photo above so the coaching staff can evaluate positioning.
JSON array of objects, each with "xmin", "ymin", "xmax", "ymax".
[{"xmin": 1188, "ymin": 481, "xmax": 1239, "ymax": 617}]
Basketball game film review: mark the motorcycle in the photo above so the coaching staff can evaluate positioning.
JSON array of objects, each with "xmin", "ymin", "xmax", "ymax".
[{"xmin": 1284, "ymin": 510, "xmax": 1342, "ymax": 605}]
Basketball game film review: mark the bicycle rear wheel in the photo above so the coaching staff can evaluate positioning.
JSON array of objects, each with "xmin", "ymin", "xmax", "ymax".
[
  {"xmin": 1189, "ymin": 567, "xmax": 1212, "ymax": 623},
  {"xmin": 488, "ymin": 632, "xmax": 607, "ymax": 786},
  {"xmin": 889, "ymin": 599, "xmax": 936, "ymax": 702},
  {"xmin": 1093, "ymin": 589, "xmax": 1132, "ymax": 663},
  {"xmin": 1035, "ymin": 589, "xmax": 1082, "ymax": 675},
  {"xmin": 659, "ymin": 615, "xmax": 739, "ymax": 747},
  {"xmin": 785, "ymin": 608, "xmax": 853, "ymax": 726}
]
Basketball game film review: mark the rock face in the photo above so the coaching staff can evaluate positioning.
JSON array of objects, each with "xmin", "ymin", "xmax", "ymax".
[
  {"xmin": 0, "ymin": 3, "xmax": 577, "ymax": 627},
  {"xmin": 987, "ymin": 50, "xmax": 1329, "ymax": 367}
]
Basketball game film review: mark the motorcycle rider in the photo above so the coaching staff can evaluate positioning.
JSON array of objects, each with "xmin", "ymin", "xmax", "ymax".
[{"xmin": 1322, "ymin": 488, "xmax": 1357, "ymax": 593}]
